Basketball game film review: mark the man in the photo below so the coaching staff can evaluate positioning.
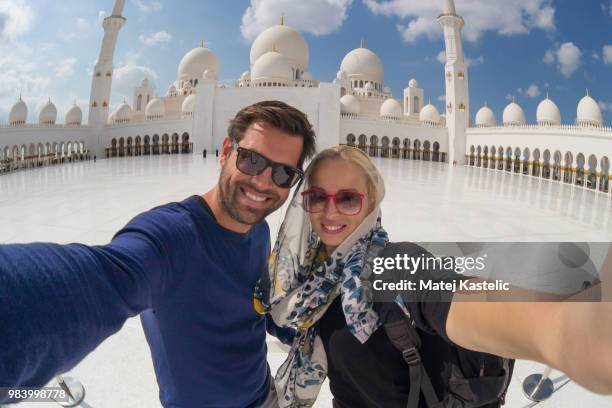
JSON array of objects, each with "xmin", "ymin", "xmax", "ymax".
[{"xmin": 0, "ymin": 100, "xmax": 316, "ymax": 407}]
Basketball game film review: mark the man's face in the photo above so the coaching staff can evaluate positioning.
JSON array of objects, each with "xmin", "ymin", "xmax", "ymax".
[{"xmin": 218, "ymin": 121, "xmax": 304, "ymax": 226}]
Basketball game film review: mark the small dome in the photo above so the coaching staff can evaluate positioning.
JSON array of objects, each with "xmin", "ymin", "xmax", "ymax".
[
  {"xmin": 577, "ymin": 92, "xmax": 602, "ymax": 127},
  {"xmin": 167, "ymin": 84, "xmax": 177, "ymax": 95},
  {"xmin": 420, "ymin": 103, "xmax": 441, "ymax": 124},
  {"xmin": 301, "ymin": 71, "xmax": 312, "ymax": 81},
  {"xmin": 115, "ymin": 101, "xmax": 133, "ymax": 123},
  {"xmin": 65, "ymin": 103, "xmax": 83, "ymax": 125},
  {"xmin": 336, "ymin": 70, "xmax": 347, "ymax": 80},
  {"xmin": 380, "ymin": 98, "xmax": 402, "ymax": 118},
  {"xmin": 182, "ymin": 94, "xmax": 196, "ymax": 115},
  {"xmin": 409, "ymin": 78, "xmax": 419, "ymax": 88},
  {"xmin": 141, "ymin": 78, "xmax": 150, "ymax": 87},
  {"xmin": 9, "ymin": 97, "xmax": 27, "ymax": 125},
  {"xmin": 503, "ymin": 100, "xmax": 526, "ymax": 126},
  {"xmin": 340, "ymin": 46, "xmax": 384, "ymax": 83},
  {"xmin": 536, "ymin": 96, "xmax": 561, "ymax": 126},
  {"xmin": 475, "ymin": 104, "xmax": 496, "ymax": 127},
  {"xmin": 240, "ymin": 71, "xmax": 251, "ymax": 81},
  {"xmin": 39, "ymin": 99, "xmax": 57, "ymax": 125},
  {"xmin": 145, "ymin": 98, "xmax": 165, "ymax": 119},
  {"xmin": 251, "ymin": 51, "xmax": 292, "ymax": 82},
  {"xmin": 340, "ymin": 94, "xmax": 360, "ymax": 115},
  {"xmin": 250, "ymin": 24, "xmax": 309, "ymax": 72},
  {"xmin": 178, "ymin": 44, "xmax": 220, "ymax": 81}
]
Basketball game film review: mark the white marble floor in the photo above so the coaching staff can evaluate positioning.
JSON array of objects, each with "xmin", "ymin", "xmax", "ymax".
[{"xmin": 2, "ymin": 154, "xmax": 611, "ymax": 407}]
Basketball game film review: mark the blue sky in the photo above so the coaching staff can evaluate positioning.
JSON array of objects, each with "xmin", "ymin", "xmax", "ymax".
[{"xmin": 0, "ymin": 0, "xmax": 610, "ymax": 125}]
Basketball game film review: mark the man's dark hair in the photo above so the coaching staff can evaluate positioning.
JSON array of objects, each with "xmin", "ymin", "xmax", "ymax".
[{"xmin": 227, "ymin": 100, "xmax": 316, "ymax": 168}]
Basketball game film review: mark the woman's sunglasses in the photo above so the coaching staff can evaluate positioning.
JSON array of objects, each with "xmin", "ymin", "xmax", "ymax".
[
  {"xmin": 301, "ymin": 188, "xmax": 366, "ymax": 215},
  {"xmin": 235, "ymin": 147, "xmax": 303, "ymax": 189}
]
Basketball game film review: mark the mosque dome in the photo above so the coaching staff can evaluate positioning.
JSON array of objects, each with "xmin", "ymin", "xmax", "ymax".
[
  {"xmin": 167, "ymin": 84, "xmax": 177, "ymax": 96},
  {"xmin": 145, "ymin": 98, "xmax": 165, "ymax": 119},
  {"xmin": 240, "ymin": 71, "xmax": 251, "ymax": 81},
  {"xmin": 251, "ymin": 51, "xmax": 292, "ymax": 83},
  {"xmin": 107, "ymin": 111, "xmax": 117, "ymax": 125},
  {"xmin": 536, "ymin": 96, "xmax": 561, "ymax": 126},
  {"xmin": 250, "ymin": 23, "xmax": 309, "ymax": 71},
  {"xmin": 503, "ymin": 100, "xmax": 526, "ymax": 126},
  {"xmin": 340, "ymin": 94, "xmax": 361, "ymax": 115},
  {"xmin": 38, "ymin": 99, "xmax": 57, "ymax": 125},
  {"xmin": 380, "ymin": 98, "xmax": 402, "ymax": 118},
  {"xmin": 178, "ymin": 43, "xmax": 220, "ymax": 81},
  {"xmin": 336, "ymin": 70, "xmax": 347, "ymax": 80},
  {"xmin": 420, "ymin": 103, "xmax": 441, "ymax": 125},
  {"xmin": 182, "ymin": 94, "xmax": 196, "ymax": 115},
  {"xmin": 475, "ymin": 104, "xmax": 496, "ymax": 127},
  {"xmin": 65, "ymin": 103, "xmax": 83, "ymax": 125},
  {"xmin": 9, "ymin": 97, "xmax": 27, "ymax": 125},
  {"xmin": 115, "ymin": 101, "xmax": 133, "ymax": 123},
  {"xmin": 577, "ymin": 92, "xmax": 603, "ymax": 127},
  {"xmin": 340, "ymin": 46, "xmax": 384, "ymax": 83},
  {"xmin": 409, "ymin": 78, "xmax": 419, "ymax": 88}
]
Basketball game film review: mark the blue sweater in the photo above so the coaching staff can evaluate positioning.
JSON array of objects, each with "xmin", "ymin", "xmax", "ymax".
[{"xmin": 0, "ymin": 195, "xmax": 279, "ymax": 407}]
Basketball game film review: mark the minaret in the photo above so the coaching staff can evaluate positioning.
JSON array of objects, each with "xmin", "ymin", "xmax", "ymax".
[
  {"xmin": 88, "ymin": 0, "xmax": 126, "ymax": 131},
  {"xmin": 438, "ymin": 0, "xmax": 469, "ymax": 165}
]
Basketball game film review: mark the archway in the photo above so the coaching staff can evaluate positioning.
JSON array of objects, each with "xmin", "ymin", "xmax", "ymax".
[
  {"xmin": 152, "ymin": 134, "xmax": 160, "ymax": 155},
  {"xmin": 413, "ymin": 139, "xmax": 421, "ymax": 160},
  {"xmin": 181, "ymin": 133, "xmax": 191, "ymax": 153},
  {"xmin": 144, "ymin": 135, "xmax": 151, "ymax": 155},
  {"xmin": 403, "ymin": 138, "xmax": 411, "ymax": 159},
  {"xmin": 532, "ymin": 149, "xmax": 541, "ymax": 177},
  {"xmin": 522, "ymin": 148, "xmax": 530, "ymax": 175},
  {"xmin": 575, "ymin": 153, "xmax": 585, "ymax": 186},
  {"xmin": 563, "ymin": 152, "xmax": 574, "ymax": 184},
  {"xmin": 469, "ymin": 145, "xmax": 475, "ymax": 166},
  {"xmin": 600, "ymin": 157, "xmax": 610, "ymax": 193},
  {"xmin": 505, "ymin": 147, "xmax": 512, "ymax": 172},
  {"xmin": 127, "ymin": 137, "xmax": 133, "ymax": 156},
  {"xmin": 358, "ymin": 134, "xmax": 367, "ymax": 152},
  {"xmin": 381, "ymin": 136, "xmax": 390, "ymax": 158},
  {"xmin": 423, "ymin": 141, "xmax": 431, "ymax": 162},
  {"xmin": 391, "ymin": 138, "xmax": 400, "ymax": 159},
  {"xmin": 369, "ymin": 135, "xmax": 379, "ymax": 157},
  {"xmin": 433, "ymin": 142, "xmax": 441, "ymax": 162},
  {"xmin": 587, "ymin": 154, "xmax": 597, "ymax": 189},
  {"xmin": 346, "ymin": 133, "xmax": 356, "ymax": 146},
  {"xmin": 119, "ymin": 137, "xmax": 125, "ymax": 157},
  {"xmin": 162, "ymin": 134, "xmax": 169, "ymax": 154},
  {"xmin": 513, "ymin": 147, "xmax": 521, "ymax": 173},
  {"xmin": 172, "ymin": 133, "xmax": 179, "ymax": 154}
]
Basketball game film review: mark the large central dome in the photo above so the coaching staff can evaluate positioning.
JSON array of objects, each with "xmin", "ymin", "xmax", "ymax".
[
  {"xmin": 250, "ymin": 24, "xmax": 309, "ymax": 71},
  {"xmin": 340, "ymin": 46, "xmax": 384, "ymax": 83}
]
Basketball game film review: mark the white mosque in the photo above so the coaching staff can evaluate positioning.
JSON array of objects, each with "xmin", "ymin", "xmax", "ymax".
[{"xmin": 0, "ymin": 0, "xmax": 611, "ymax": 195}]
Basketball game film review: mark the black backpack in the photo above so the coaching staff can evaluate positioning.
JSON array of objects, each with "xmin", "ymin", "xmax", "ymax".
[{"xmin": 374, "ymin": 242, "xmax": 515, "ymax": 408}]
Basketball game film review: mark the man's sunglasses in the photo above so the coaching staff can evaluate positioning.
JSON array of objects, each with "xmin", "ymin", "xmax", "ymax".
[
  {"xmin": 235, "ymin": 147, "xmax": 303, "ymax": 189},
  {"xmin": 301, "ymin": 188, "xmax": 366, "ymax": 215}
]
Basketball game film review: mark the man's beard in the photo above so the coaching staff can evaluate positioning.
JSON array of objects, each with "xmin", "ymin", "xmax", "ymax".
[{"xmin": 218, "ymin": 167, "xmax": 283, "ymax": 226}]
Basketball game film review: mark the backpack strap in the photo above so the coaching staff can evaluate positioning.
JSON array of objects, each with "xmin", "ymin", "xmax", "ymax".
[{"xmin": 379, "ymin": 304, "xmax": 443, "ymax": 408}]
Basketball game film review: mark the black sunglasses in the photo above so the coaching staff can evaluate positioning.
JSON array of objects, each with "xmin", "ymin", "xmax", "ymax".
[{"xmin": 235, "ymin": 147, "xmax": 303, "ymax": 188}]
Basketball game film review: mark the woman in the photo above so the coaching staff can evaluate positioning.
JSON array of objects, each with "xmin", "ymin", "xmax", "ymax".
[{"xmin": 254, "ymin": 145, "xmax": 612, "ymax": 408}]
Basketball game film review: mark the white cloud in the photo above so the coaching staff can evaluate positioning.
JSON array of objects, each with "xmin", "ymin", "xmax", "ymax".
[
  {"xmin": 241, "ymin": 0, "xmax": 353, "ymax": 41},
  {"xmin": 603, "ymin": 45, "xmax": 612, "ymax": 64},
  {"xmin": 0, "ymin": 0, "xmax": 34, "ymax": 40},
  {"xmin": 599, "ymin": 101, "xmax": 612, "ymax": 112},
  {"xmin": 436, "ymin": 50, "xmax": 483, "ymax": 67},
  {"xmin": 543, "ymin": 49, "xmax": 555, "ymax": 64},
  {"xmin": 518, "ymin": 83, "xmax": 541, "ymax": 98},
  {"xmin": 602, "ymin": 1, "xmax": 612, "ymax": 17},
  {"xmin": 131, "ymin": 0, "xmax": 162, "ymax": 13},
  {"xmin": 55, "ymin": 58, "xmax": 77, "ymax": 78},
  {"xmin": 544, "ymin": 42, "xmax": 582, "ymax": 77},
  {"xmin": 112, "ymin": 64, "xmax": 158, "ymax": 100},
  {"xmin": 138, "ymin": 31, "xmax": 172, "ymax": 46},
  {"xmin": 364, "ymin": 0, "xmax": 555, "ymax": 43},
  {"xmin": 556, "ymin": 42, "xmax": 581, "ymax": 77}
]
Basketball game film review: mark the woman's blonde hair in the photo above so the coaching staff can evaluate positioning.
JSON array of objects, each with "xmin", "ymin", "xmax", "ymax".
[{"xmin": 306, "ymin": 145, "xmax": 385, "ymax": 211}]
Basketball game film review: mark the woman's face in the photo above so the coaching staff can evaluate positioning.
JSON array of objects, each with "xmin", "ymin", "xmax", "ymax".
[{"xmin": 307, "ymin": 158, "xmax": 372, "ymax": 252}]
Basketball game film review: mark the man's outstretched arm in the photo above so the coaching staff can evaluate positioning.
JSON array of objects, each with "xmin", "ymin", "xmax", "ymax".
[{"xmin": 0, "ymin": 204, "xmax": 192, "ymax": 396}]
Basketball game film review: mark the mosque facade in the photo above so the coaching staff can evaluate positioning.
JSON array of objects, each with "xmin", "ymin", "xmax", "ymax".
[{"xmin": 0, "ymin": 0, "xmax": 610, "ymax": 193}]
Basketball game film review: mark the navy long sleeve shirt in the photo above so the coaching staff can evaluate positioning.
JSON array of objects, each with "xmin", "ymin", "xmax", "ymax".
[{"xmin": 0, "ymin": 195, "xmax": 276, "ymax": 407}]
